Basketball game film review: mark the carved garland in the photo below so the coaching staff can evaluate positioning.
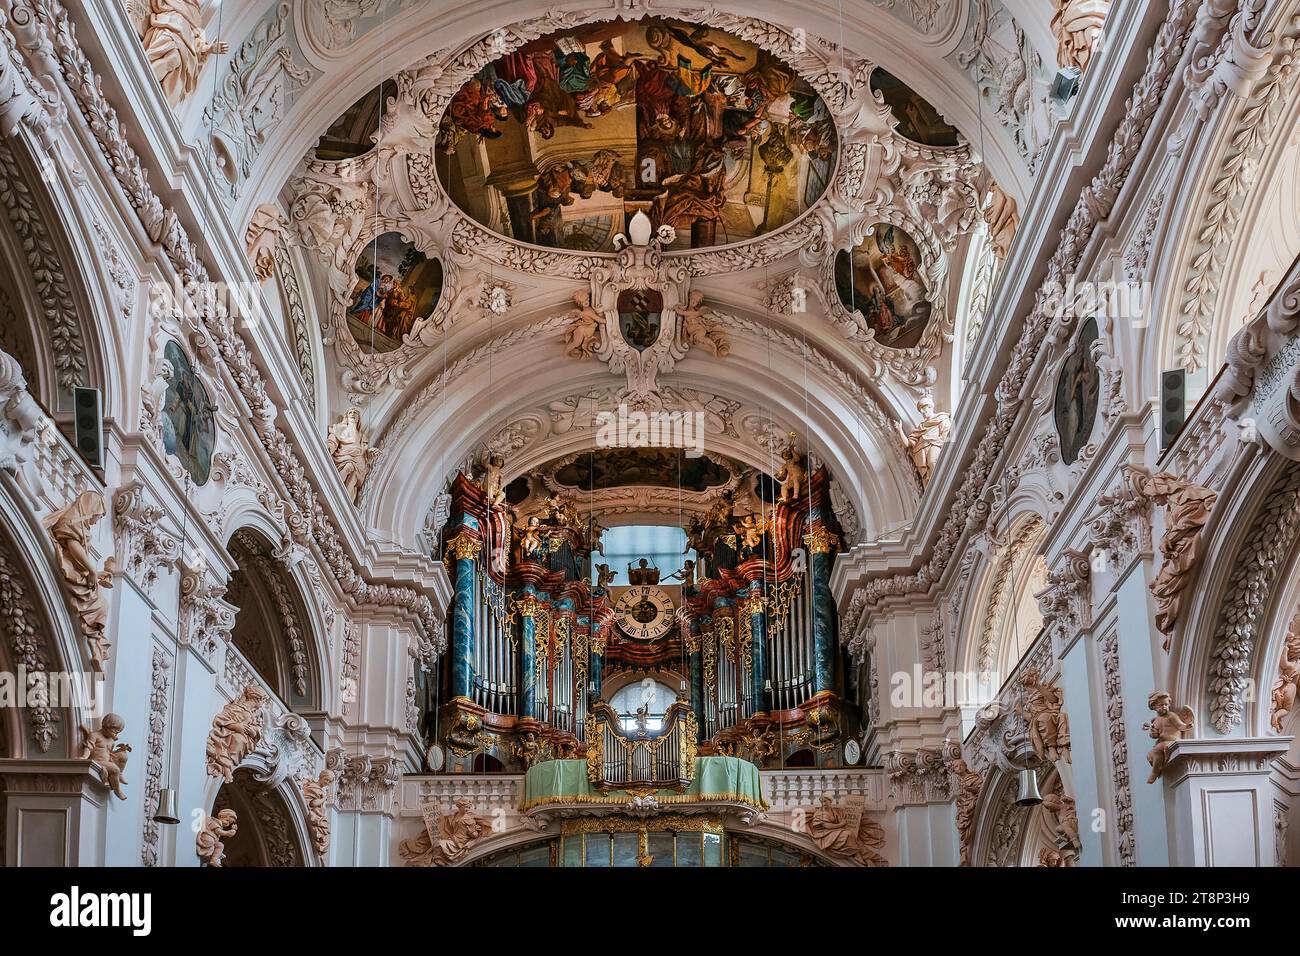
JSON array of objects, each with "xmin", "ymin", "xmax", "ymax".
[
  {"xmin": 250, "ymin": 552, "xmax": 310, "ymax": 698},
  {"xmin": 1208, "ymin": 460, "xmax": 1300, "ymax": 732},
  {"xmin": 141, "ymin": 647, "xmax": 171, "ymax": 866},
  {"xmin": 0, "ymin": 533, "xmax": 58, "ymax": 752},
  {"xmin": 0, "ymin": 137, "xmax": 86, "ymax": 390},
  {"xmin": 1099, "ymin": 626, "xmax": 1136, "ymax": 866},
  {"xmin": 976, "ymin": 515, "xmax": 1043, "ymax": 673},
  {"xmin": 273, "ymin": 237, "xmax": 316, "ymax": 415}
]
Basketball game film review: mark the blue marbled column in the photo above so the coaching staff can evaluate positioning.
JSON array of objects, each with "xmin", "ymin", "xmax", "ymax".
[
  {"xmin": 519, "ymin": 588, "xmax": 537, "ymax": 719},
  {"xmin": 448, "ymin": 538, "xmax": 479, "ymax": 701},
  {"xmin": 589, "ymin": 627, "xmax": 603, "ymax": 702},
  {"xmin": 811, "ymin": 546, "xmax": 837, "ymax": 695},
  {"xmin": 749, "ymin": 586, "xmax": 768, "ymax": 714}
]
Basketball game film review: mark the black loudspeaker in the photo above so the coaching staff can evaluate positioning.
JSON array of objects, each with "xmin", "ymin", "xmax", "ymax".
[
  {"xmin": 72, "ymin": 386, "xmax": 103, "ymax": 468},
  {"xmin": 1160, "ymin": 369, "xmax": 1186, "ymax": 449}
]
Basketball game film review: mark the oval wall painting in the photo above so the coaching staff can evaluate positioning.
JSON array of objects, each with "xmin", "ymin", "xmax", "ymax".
[
  {"xmin": 434, "ymin": 17, "xmax": 838, "ymax": 252},
  {"xmin": 1054, "ymin": 317, "xmax": 1100, "ymax": 465},
  {"xmin": 161, "ymin": 340, "xmax": 216, "ymax": 485},
  {"xmin": 834, "ymin": 223, "xmax": 933, "ymax": 349},
  {"xmin": 346, "ymin": 232, "xmax": 444, "ymax": 352}
]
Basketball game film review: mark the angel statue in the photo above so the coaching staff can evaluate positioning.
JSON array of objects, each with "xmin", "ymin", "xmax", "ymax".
[
  {"xmin": 678, "ymin": 290, "xmax": 730, "ymax": 357},
  {"xmin": 81, "ymin": 713, "xmax": 131, "ymax": 800},
  {"xmin": 774, "ymin": 432, "xmax": 808, "ymax": 502},
  {"xmin": 563, "ymin": 289, "xmax": 604, "ymax": 359},
  {"xmin": 1143, "ymin": 692, "xmax": 1193, "ymax": 784},
  {"xmin": 595, "ymin": 563, "xmax": 616, "ymax": 590}
]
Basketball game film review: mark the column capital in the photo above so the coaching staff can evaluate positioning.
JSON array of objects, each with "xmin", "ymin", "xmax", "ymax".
[{"xmin": 1164, "ymin": 736, "xmax": 1291, "ymax": 786}]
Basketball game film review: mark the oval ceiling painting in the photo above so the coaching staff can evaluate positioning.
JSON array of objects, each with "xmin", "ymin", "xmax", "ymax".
[
  {"xmin": 346, "ymin": 232, "xmax": 443, "ymax": 352},
  {"xmin": 834, "ymin": 223, "xmax": 933, "ymax": 349},
  {"xmin": 435, "ymin": 17, "xmax": 838, "ymax": 252}
]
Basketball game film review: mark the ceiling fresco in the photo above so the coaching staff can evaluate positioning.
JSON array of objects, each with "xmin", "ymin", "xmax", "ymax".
[{"xmin": 433, "ymin": 17, "xmax": 838, "ymax": 252}]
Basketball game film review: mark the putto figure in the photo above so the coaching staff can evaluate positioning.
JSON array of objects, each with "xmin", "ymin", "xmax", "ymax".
[
  {"xmin": 563, "ymin": 290, "xmax": 604, "ymax": 359},
  {"xmin": 1143, "ymin": 692, "xmax": 1193, "ymax": 784},
  {"xmin": 774, "ymin": 432, "xmax": 807, "ymax": 502},
  {"xmin": 81, "ymin": 713, "xmax": 131, "ymax": 800},
  {"xmin": 196, "ymin": 809, "xmax": 239, "ymax": 867}
]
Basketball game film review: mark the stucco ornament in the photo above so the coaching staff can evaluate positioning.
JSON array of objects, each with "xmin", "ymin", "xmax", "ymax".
[
  {"xmin": 43, "ymin": 490, "xmax": 115, "ymax": 670},
  {"xmin": 1272, "ymin": 619, "xmax": 1300, "ymax": 733},
  {"xmin": 140, "ymin": 0, "xmax": 229, "ymax": 107},
  {"xmin": 807, "ymin": 795, "xmax": 887, "ymax": 866},
  {"xmin": 303, "ymin": 769, "xmax": 335, "ymax": 857},
  {"xmin": 398, "ymin": 797, "xmax": 493, "ymax": 866},
  {"xmin": 1052, "ymin": 0, "xmax": 1111, "ymax": 72},
  {"xmin": 1143, "ymin": 692, "xmax": 1193, "ymax": 784},
  {"xmin": 244, "ymin": 203, "xmax": 287, "ymax": 283},
  {"xmin": 206, "ymin": 684, "xmax": 270, "ymax": 783},
  {"xmin": 196, "ymin": 808, "xmax": 238, "ymax": 867},
  {"xmin": 895, "ymin": 396, "xmax": 952, "ymax": 484},
  {"xmin": 328, "ymin": 408, "xmax": 379, "ymax": 503},
  {"xmin": 81, "ymin": 713, "xmax": 130, "ymax": 800},
  {"xmin": 1015, "ymin": 668, "xmax": 1071, "ymax": 763}
]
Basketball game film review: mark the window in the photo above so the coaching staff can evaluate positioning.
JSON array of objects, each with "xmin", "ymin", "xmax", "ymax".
[{"xmin": 594, "ymin": 525, "xmax": 696, "ymax": 587}]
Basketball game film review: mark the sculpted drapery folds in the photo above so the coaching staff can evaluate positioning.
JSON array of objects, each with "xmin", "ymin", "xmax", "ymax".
[
  {"xmin": 43, "ymin": 490, "xmax": 115, "ymax": 669},
  {"xmin": 140, "ymin": 0, "xmax": 228, "ymax": 107},
  {"xmin": 302, "ymin": 769, "xmax": 335, "ymax": 857},
  {"xmin": 1016, "ymin": 668, "xmax": 1071, "ymax": 763},
  {"xmin": 807, "ymin": 796, "xmax": 887, "ymax": 866},
  {"xmin": 206, "ymin": 684, "xmax": 270, "ymax": 783},
  {"xmin": 947, "ymin": 755, "xmax": 984, "ymax": 867},
  {"xmin": 327, "ymin": 408, "xmax": 378, "ymax": 503},
  {"xmin": 1271, "ymin": 613, "xmax": 1300, "ymax": 733},
  {"xmin": 1127, "ymin": 468, "xmax": 1216, "ymax": 648},
  {"xmin": 895, "ymin": 396, "xmax": 952, "ymax": 485},
  {"xmin": 398, "ymin": 797, "xmax": 493, "ymax": 866},
  {"xmin": 1052, "ymin": 0, "xmax": 1111, "ymax": 73}
]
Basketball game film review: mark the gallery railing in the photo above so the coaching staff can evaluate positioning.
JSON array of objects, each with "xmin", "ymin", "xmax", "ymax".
[{"xmin": 585, "ymin": 700, "xmax": 698, "ymax": 791}]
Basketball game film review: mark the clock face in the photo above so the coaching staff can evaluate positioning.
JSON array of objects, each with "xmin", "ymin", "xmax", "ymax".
[{"xmin": 614, "ymin": 586, "xmax": 675, "ymax": 641}]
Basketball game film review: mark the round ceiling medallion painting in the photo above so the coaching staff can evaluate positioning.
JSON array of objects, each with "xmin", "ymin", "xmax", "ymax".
[
  {"xmin": 435, "ymin": 17, "xmax": 838, "ymax": 252},
  {"xmin": 346, "ymin": 232, "xmax": 444, "ymax": 352},
  {"xmin": 834, "ymin": 223, "xmax": 933, "ymax": 349}
]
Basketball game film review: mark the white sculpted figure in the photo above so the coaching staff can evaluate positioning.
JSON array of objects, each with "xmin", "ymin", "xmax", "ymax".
[
  {"xmin": 43, "ymin": 491, "xmax": 115, "ymax": 669},
  {"xmin": 894, "ymin": 396, "xmax": 951, "ymax": 485},
  {"xmin": 141, "ymin": 0, "xmax": 229, "ymax": 108},
  {"xmin": 678, "ymin": 290, "xmax": 730, "ymax": 357},
  {"xmin": 1052, "ymin": 0, "xmax": 1110, "ymax": 73},
  {"xmin": 244, "ymin": 203, "xmax": 287, "ymax": 283},
  {"xmin": 774, "ymin": 432, "xmax": 807, "ymax": 503},
  {"xmin": 196, "ymin": 808, "xmax": 238, "ymax": 867},
  {"xmin": 206, "ymin": 684, "xmax": 269, "ymax": 783},
  {"xmin": 563, "ymin": 290, "xmax": 604, "ymax": 359},
  {"xmin": 81, "ymin": 713, "xmax": 130, "ymax": 800},
  {"xmin": 328, "ymin": 408, "xmax": 378, "ymax": 503}
]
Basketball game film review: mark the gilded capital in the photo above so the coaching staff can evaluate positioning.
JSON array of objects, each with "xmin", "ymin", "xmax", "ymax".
[
  {"xmin": 804, "ymin": 526, "xmax": 839, "ymax": 555},
  {"xmin": 444, "ymin": 533, "xmax": 483, "ymax": 562}
]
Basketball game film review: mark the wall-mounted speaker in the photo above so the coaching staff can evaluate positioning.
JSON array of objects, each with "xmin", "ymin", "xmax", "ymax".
[
  {"xmin": 1160, "ymin": 369, "xmax": 1186, "ymax": 449},
  {"xmin": 72, "ymin": 386, "xmax": 103, "ymax": 468}
]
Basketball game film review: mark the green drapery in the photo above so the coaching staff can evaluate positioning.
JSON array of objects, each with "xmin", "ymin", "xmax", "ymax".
[{"xmin": 520, "ymin": 756, "xmax": 769, "ymax": 812}]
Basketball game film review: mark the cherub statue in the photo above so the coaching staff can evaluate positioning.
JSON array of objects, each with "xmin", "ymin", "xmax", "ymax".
[
  {"xmin": 633, "ymin": 703, "xmax": 650, "ymax": 737},
  {"xmin": 774, "ymin": 432, "xmax": 807, "ymax": 503},
  {"xmin": 678, "ymin": 290, "xmax": 730, "ymax": 357},
  {"xmin": 1143, "ymin": 692, "xmax": 1193, "ymax": 784},
  {"xmin": 196, "ymin": 808, "xmax": 239, "ymax": 867},
  {"xmin": 894, "ymin": 395, "xmax": 952, "ymax": 485},
  {"xmin": 43, "ymin": 490, "xmax": 115, "ymax": 668},
  {"xmin": 1038, "ymin": 848, "xmax": 1067, "ymax": 867},
  {"xmin": 480, "ymin": 452, "xmax": 507, "ymax": 509},
  {"xmin": 206, "ymin": 684, "xmax": 270, "ymax": 783},
  {"xmin": 595, "ymin": 563, "xmax": 615, "ymax": 590},
  {"xmin": 518, "ymin": 516, "xmax": 544, "ymax": 558},
  {"xmin": 327, "ymin": 408, "xmax": 379, "ymax": 502},
  {"xmin": 81, "ymin": 713, "xmax": 130, "ymax": 800},
  {"xmin": 563, "ymin": 289, "xmax": 604, "ymax": 359},
  {"xmin": 1272, "ymin": 624, "xmax": 1300, "ymax": 733},
  {"xmin": 734, "ymin": 513, "xmax": 765, "ymax": 555},
  {"xmin": 513, "ymin": 731, "xmax": 543, "ymax": 769},
  {"xmin": 667, "ymin": 558, "xmax": 696, "ymax": 590}
]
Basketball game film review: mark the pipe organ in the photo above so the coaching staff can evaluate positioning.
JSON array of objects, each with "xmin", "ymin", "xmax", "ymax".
[{"xmin": 434, "ymin": 459, "xmax": 854, "ymax": 775}]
